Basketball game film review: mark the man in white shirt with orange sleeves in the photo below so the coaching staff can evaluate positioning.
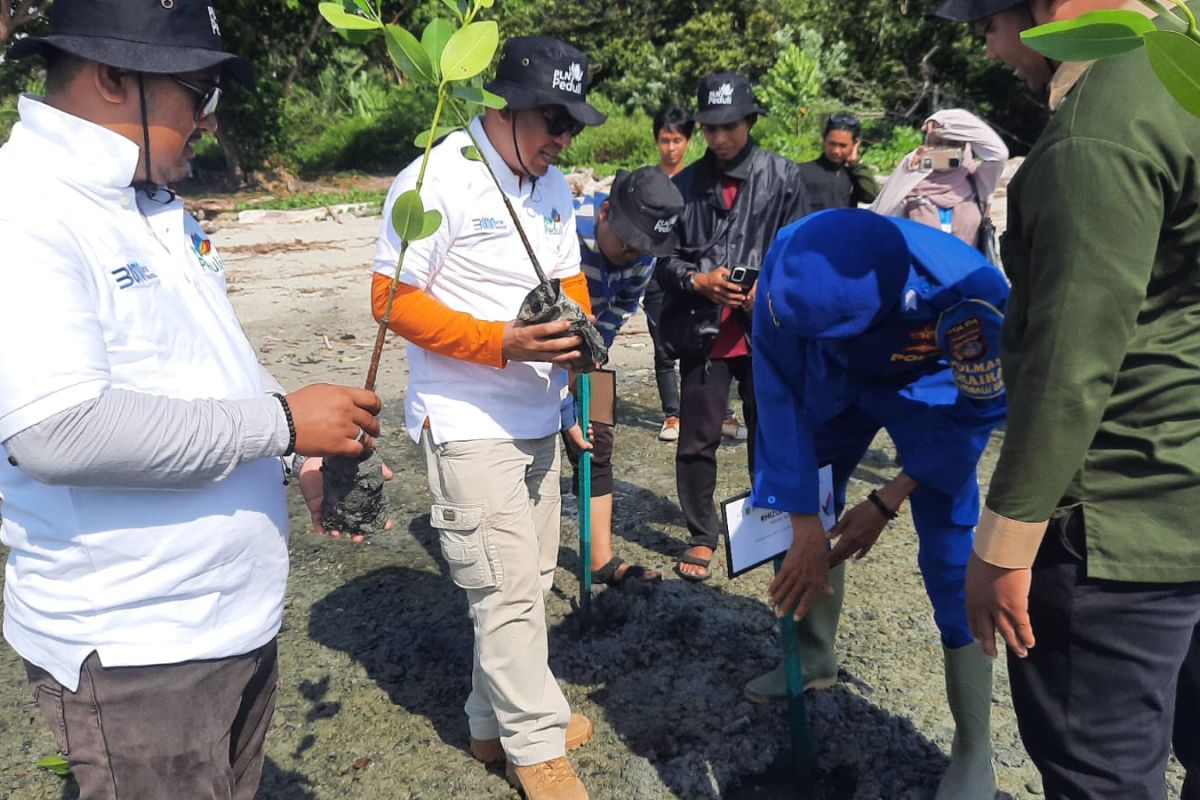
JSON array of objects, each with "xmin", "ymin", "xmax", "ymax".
[{"xmin": 370, "ymin": 36, "xmax": 606, "ymax": 800}]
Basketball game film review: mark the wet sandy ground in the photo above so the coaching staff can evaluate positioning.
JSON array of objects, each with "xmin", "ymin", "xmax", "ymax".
[{"xmin": 0, "ymin": 206, "xmax": 1186, "ymax": 799}]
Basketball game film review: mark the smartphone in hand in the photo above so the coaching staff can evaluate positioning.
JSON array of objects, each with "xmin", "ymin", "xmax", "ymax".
[{"xmin": 728, "ymin": 264, "xmax": 759, "ymax": 290}]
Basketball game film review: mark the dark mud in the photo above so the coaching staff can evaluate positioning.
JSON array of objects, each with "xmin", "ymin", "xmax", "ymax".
[{"xmin": 1, "ymin": 210, "xmax": 1188, "ymax": 799}]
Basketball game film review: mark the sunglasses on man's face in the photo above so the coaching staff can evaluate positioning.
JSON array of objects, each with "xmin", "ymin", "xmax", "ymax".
[
  {"xmin": 541, "ymin": 108, "xmax": 585, "ymax": 138},
  {"xmin": 170, "ymin": 76, "xmax": 221, "ymax": 124}
]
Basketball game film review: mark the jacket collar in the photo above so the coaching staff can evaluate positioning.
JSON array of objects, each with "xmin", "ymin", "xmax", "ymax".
[
  {"xmin": 11, "ymin": 94, "xmax": 141, "ymax": 193},
  {"xmin": 707, "ymin": 138, "xmax": 758, "ymax": 180},
  {"xmin": 1048, "ymin": 60, "xmax": 1094, "ymax": 112}
]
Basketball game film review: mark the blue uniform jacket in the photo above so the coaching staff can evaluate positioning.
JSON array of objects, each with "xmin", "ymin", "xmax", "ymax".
[{"xmin": 751, "ymin": 219, "xmax": 1010, "ymax": 519}]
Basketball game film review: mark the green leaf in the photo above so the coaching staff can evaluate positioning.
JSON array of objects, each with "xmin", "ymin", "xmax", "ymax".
[
  {"xmin": 391, "ymin": 190, "xmax": 429, "ymax": 242},
  {"xmin": 418, "ymin": 209, "xmax": 444, "ymax": 239},
  {"xmin": 452, "ymin": 84, "xmax": 507, "ymax": 108},
  {"xmin": 440, "ymin": 0, "xmax": 465, "ymax": 19},
  {"xmin": 461, "ymin": 145, "xmax": 483, "ymax": 161},
  {"xmin": 479, "ymin": 0, "xmax": 495, "ymax": 7},
  {"xmin": 385, "ymin": 24, "xmax": 435, "ymax": 84},
  {"xmin": 37, "ymin": 755, "xmax": 71, "ymax": 777},
  {"xmin": 413, "ymin": 125, "xmax": 461, "ymax": 148},
  {"xmin": 421, "ymin": 18, "xmax": 454, "ymax": 76},
  {"xmin": 440, "ymin": 21, "xmax": 500, "ymax": 83},
  {"xmin": 352, "ymin": 0, "xmax": 373, "ymax": 14},
  {"xmin": 1020, "ymin": 10, "xmax": 1155, "ymax": 61},
  {"xmin": 336, "ymin": 28, "xmax": 380, "ymax": 44},
  {"xmin": 1143, "ymin": 30, "xmax": 1200, "ymax": 118},
  {"xmin": 317, "ymin": 2, "xmax": 380, "ymax": 30}
]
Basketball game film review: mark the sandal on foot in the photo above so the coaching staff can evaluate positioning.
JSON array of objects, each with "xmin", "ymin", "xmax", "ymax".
[
  {"xmin": 674, "ymin": 552, "xmax": 714, "ymax": 582},
  {"xmin": 592, "ymin": 556, "xmax": 663, "ymax": 588}
]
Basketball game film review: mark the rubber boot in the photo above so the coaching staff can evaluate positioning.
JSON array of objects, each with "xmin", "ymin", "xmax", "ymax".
[
  {"xmin": 935, "ymin": 643, "xmax": 997, "ymax": 800},
  {"xmin": 743, "ymin": 562, "xmax": 845, "ymax": 704}
]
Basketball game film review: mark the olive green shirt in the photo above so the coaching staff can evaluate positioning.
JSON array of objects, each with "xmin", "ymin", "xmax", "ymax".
[{"xmin": 988, "ymin": 39, "xmax": 1200, "ymax": 582}]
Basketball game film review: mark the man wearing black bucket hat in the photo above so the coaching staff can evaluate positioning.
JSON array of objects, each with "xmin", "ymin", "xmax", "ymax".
[
  {"xmin": 370, "ymin": 35, "xmax": 606, "ymax": 800},
  {"xmin": 0, "ymin": 2, "xmax": 385, "ymax": 798},
  {"xmin": 562, "ymin": 166, "xmax": 684, "ymax": 590},
  {"xmin": 933, "ymin": 1, "xmax": 1200, "ymax": 798},
  {"xmin": 656, "ymin": 72, "xmax": 809, "ymax": 582}
]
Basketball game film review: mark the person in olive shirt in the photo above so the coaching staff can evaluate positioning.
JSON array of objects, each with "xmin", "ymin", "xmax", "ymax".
[
  {"xmin": 797, "ymin": 113, "xmax": 878, "ymax": 211},
  {"xmin": 934, "ymin": 1, "xmax": 1200, "ymax": 798}
]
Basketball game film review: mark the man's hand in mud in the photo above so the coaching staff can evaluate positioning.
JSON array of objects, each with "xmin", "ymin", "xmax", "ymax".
[
  {"xmin": 287, "ymin": 384, "xmax": 381, "ymax": 457},
  {"xmin": 503, "ymin": 319, "xmax": 583, "ymax": 364},
  {"xmin": 692, "ymin": 267, "xmax": 747, "ymax": 308},
  {"xmin": 768, "ymin": 514, "xmax": 834, "ymax": 621},
  {"xmin": 299, "ymin": 457, "xmax": 394, "ymax": 544}
]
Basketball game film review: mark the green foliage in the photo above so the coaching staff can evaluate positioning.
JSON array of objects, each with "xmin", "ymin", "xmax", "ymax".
[
  {"xmin": 1144, "ymin": 29, "xmax": 1200, "ymax": 116},
  {"xmin": 234, "ymin": 188, "xmax": 387, "ymax": 212},
  {"xmin": 285, "ymin": 84, "xmax": 438, "ymax": 176},
  {"xmin": 1020, "ymin": 10, "xmax": 1157, "ymax": 60},
  {"xmin": 859, "ymin": 124, "xmax": 924, "ymax": 172},
  {"xmin": 754, "ymin": 26, "xmax": 848, "ymax": 163},
  {"xmin": 36, "ymin": 754, "xmax": 70, "ymax": 777},
  {"xmin": 0, "ymin": 96, "xmax": 18, "ymax": 146},
  {"xmin": 556, "ymin": 95, "xmax": 658, "ymax": 171}
]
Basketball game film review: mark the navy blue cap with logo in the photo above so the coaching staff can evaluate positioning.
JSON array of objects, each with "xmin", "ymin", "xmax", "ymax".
[
  {"xmin": 606, "ymin": 166, "xmax": 684, "ymax": 257},
  {"xmin": 6, "ymin": 0, "xmax": 254, "ymax": 87},
  {"xmin": 930, "ymin": 0, "xmax": 1027, "ymax": 22},
  {"xmin": 694, "ymin": 72, "xmax": 768, "ymax": 126},
  {"xmin": 485, "ymin": 36, "xmax": 606, "ymax": 128}
]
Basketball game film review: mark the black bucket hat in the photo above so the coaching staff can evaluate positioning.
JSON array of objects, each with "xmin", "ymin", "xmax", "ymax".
[
  {"xmin": 694, "ymin": 73, "xmax": 767, "ymax": 126},
  {"xmin": 485, "ymin": 36, "xmax": 606, "ymax": 127},
  {"xmin": 606, "ymin": 167, "xmax": 684, "ymax": 257},
  {"xmin": 931, "ymin": 0, "xmax": 1027, "ymax": 22},
  {"xmin": 6, "ymin": 0, "xmax": 254, "ymax": 87}
]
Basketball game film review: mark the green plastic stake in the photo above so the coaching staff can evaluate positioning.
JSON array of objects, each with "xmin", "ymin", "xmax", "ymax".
[
  {"xmin": 578, "ymin": 374, "xmax": 592, "ymax": 625},
  {"xmin": 774, "ymin": 555, "xmax": 815, "ymax": 794}
]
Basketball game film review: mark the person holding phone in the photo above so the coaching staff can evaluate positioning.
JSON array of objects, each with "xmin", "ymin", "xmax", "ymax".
[
  {"xmin": 656, "ymin": 72, "xmax": 810, "ymax": 582},
  {"xmin": 749, "ymin": 209, "xmax": 1009, "ymax": 800},
  {"xmin": 870, "ymin": 108, "xmax": 1008, "ymax": 249}
]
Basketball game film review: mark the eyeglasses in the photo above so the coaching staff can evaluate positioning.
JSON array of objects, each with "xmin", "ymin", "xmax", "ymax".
[
  {"xmin": 829, "ymin": 113, "xmax": 860, "ymax": 128},
  {"xmin": 541, "ymin": 108, "xmax": 585, "ymax": 138},
  {"xmin": 170, "ymin": 76, "xmax": 221, "ymax": 124}
]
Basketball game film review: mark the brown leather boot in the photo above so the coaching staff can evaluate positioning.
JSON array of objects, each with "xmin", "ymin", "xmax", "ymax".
[
  {"xmin": 470, "ymin": 713, "xmax": 594, "ymax": 764},
  {"xmin": 506, "ymin": 757, "xmax": 588, "ymax": 800}
]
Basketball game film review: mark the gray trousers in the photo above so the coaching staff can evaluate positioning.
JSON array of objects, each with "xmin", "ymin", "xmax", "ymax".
[
  {"xmin": 421, "ymin": 431, "xmax": 571, "ymax": 766},
  {"xmin": 25, "ymin": 639, "xmax": 278, "ymax": 800}
]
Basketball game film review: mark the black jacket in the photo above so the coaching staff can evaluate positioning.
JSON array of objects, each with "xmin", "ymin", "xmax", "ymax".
[
  {"xmin": 656, "ymin": 141, "xmax": 810, "ymax": 359},
  {"xmin": 797, "ymin": 155, "xmax": 879, "ymax": 211}
]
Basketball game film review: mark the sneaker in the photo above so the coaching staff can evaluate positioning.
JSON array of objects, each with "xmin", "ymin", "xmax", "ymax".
[
  {"xmin": 471, "ymin": 713, "xmax": 594, "ymax": 764},
  {"xmin": 722, "ymin": 416, "xmax": 748, "ymax": 441},
  {"xmin": 658, "ymin": 416, "xmax": 680, "ymax": 442},
  {"xmin": 506, "ymin": 757, "xmax": 588, "ymax": 800}
]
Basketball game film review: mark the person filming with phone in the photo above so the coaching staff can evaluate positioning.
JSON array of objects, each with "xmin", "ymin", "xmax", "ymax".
[{"xmin": 871, "ymin": 108, "xmax": 1008, "ymax": 251}]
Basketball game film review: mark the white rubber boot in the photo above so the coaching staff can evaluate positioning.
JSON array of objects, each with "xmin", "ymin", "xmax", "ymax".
[
  {"xmin": 935, "ymin": 643, "xmax": 997, "ymax": 800},
  {"xmin": 743, "ymin": 562, "xmax": 845, "ymax": 704}
]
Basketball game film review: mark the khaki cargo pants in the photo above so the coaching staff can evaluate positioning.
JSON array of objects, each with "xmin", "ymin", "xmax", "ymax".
[{"xmin": 421, "ymin": 430, "xmax": 571, "ymax": 766}]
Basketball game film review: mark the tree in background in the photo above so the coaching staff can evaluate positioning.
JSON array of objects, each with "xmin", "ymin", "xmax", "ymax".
[{"xmin": 1, "ymin": 0, "xmax": 50, "ymax": 50}]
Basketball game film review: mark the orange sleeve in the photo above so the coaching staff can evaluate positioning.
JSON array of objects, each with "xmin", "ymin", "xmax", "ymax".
[
  {"xmin": 371, "ymin": 273, "xmax": 507, "ymax": 368},
  {"xmin": 560, "ymin": 271, "xmax": 592, "ymax": 316}
]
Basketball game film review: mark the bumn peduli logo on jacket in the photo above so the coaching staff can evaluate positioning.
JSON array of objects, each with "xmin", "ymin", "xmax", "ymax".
[
  {"xmin": 552, "ymin": 63, "xmax": 584, "ymax": 95},
  {"xmin": 708, "ymin": 83, "xmax": 734, "ymax": 105}
]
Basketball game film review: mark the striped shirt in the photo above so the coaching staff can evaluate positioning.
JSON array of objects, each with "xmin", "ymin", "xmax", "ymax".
[{"xmin": 574, "ymin": 191, "xmax": 656, "ymax": 348}]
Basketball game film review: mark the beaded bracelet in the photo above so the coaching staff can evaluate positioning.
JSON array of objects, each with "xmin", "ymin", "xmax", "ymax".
[
  {"xmin": 867, "ymin": 489, "xmax": 898, "ymax": 521},
  {"xmin": 273, "ymin": 393, "xmax": 297, "ymax": 456}
]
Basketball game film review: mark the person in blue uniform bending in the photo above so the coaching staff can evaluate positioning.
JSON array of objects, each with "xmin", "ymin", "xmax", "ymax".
[{"xmin": 746, "ymin": 208, "xmax": 1008, "ymax": 800}]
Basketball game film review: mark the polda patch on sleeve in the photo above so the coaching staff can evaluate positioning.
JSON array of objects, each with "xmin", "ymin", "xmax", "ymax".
[{"xmin": 937, "ymin": 299, "xmax": 1005, "ymax": 400}]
